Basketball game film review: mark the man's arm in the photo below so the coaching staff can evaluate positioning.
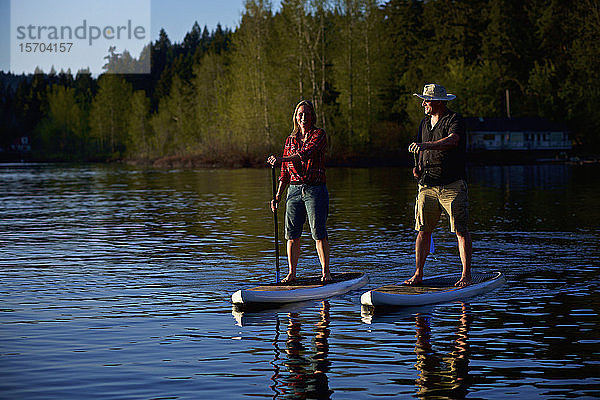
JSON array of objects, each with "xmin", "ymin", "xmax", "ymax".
[{"xmin": 409, "ymin": 133, "xmax": 460, "ymax": 153}]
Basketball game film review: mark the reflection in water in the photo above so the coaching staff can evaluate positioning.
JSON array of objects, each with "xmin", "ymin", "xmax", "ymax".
[
  {"xmin": 414, "ymin": 303, "xmax": 472, "ymax": 399},
  {"xmin": 3, "ymin": 164, "xmax": 599, "ymax": 399},
  {"xmin": 272, "ymin": 302, "xmax": 332, "ymax": 399},
  {"xmin": 270, "ymin": 316, "xmax": 282, "ymax": 398}
]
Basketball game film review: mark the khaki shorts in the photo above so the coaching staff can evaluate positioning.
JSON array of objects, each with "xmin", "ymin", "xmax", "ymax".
[{"xmin": 415, "ymin": 179, "xmax": 469, "ymax": 233}]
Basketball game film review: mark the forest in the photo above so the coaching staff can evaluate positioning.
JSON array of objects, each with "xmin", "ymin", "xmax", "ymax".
[{"xmin": 0, "ymin": 0, "xmax": 598, "ymax": 166}]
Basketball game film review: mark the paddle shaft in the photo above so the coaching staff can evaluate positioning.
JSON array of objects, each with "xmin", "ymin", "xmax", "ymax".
[{"xmin": 271, "ymin": 166, "xmax": 280, "ymax": 282}]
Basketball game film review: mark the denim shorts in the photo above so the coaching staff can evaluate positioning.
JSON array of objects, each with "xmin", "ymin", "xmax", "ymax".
[
  {"xmin": 285, "ymin": 184, "xmax": 329, "ymax": 240},
  {"xmin": 415, "ymin": 179, "xmax": 469, "ymax": 233}
]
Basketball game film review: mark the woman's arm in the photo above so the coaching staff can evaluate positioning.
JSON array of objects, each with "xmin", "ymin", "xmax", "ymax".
[
  {"xmin": 270, "ymin": 180, "xmax": 287, "ymax": 212},
  {"xmin": 268, "ymin": 153, "xmax": 301, "ymax": 165}
]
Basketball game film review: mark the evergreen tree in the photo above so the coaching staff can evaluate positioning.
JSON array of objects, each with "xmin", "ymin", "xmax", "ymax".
[
  {"xmin": 152, "ymin": 29, "xmax": 174, "ymax": 106},
  {"xmin": 210, "ymin": 24, "xmax": 232, "ymax": 54},
  {"xmin": 183, "ymin": 22, "xmax": 203, "ymax": 52},
  {"xmin": 201, "ymin": 26, "xmax": 212, "ymax": 53}
]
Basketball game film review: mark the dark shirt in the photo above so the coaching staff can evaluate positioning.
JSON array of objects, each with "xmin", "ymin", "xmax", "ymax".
[
  {"xmin": 279, "ymin": 127, "xmax": 327, "ymax": 186},
  {"xmin": 417, "ymin": 109, "xmax": 466, "ymax": 186}
]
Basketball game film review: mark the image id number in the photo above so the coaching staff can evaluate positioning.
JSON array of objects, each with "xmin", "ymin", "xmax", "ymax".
[{"xmin": 19, "ymin": 43, "xmax": 73, "ymax": 53}]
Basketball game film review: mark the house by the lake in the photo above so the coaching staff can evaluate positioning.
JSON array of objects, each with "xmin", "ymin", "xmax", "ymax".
[
  {"xmin": 465, "ymin": 117, "xmax": 571, "ymax": 159},
  {"xmin": 0, "ymin": 136, "xmax": 32, "ymax": 161}
]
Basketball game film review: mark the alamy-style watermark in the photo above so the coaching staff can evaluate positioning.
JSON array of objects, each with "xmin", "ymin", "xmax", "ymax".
[{"xmin": 11, "ymin": 0, "xmax": 151, "ymax": 75}]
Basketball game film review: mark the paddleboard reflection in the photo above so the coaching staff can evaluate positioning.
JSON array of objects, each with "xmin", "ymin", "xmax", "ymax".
[
  {"xmin": 414, "ymin": 303, "xmax": 472, "ymax": 399},
  {"xmin": 233, "ymin": 301, "xmax": 333, "ymax": 399},
  {"xmin": 362, "ymin": 302, "xmax": 473, "ymax": 398}
]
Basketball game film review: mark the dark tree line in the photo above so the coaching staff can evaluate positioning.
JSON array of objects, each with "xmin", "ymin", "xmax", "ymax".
[{"xmin": 1, "ymin": 0, "xmax": 598, "ymax": 164}]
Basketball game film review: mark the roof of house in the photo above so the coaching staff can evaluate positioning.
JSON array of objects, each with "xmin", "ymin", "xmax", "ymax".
[{"xmin": 464, "ymin": 117, "xmax": 568, "ymax": 132}]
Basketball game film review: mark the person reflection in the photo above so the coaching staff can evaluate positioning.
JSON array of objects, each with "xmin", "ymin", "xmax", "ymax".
[
  {"xmin": 413, "ymin": 302, "xmax": 472, "ymax": 399},
  {"xmin": 275, "ymin": 301, "xmax": 333, "ymax": 399}
]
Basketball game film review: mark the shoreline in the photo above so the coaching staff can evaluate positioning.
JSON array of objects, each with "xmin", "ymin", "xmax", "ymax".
[{"xmin": 2, "ymin": 152, "xmax": 599, "ymax": 168}]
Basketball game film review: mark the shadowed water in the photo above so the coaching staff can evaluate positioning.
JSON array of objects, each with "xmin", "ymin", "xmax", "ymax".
[{"xmin": 1, "ymin": 163, "xmax": 599, "ymax": 399}]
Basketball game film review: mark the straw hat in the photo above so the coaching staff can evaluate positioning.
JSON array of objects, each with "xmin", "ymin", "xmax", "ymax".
[{"xmin": 413, "ymin": 84, "xmax": 456, "ymax": 101}]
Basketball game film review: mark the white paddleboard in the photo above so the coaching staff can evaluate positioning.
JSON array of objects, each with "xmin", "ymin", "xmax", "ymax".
[
  {"xmin": 361, "ymin": 271, "xmax": 504, "ymax": 307},
  {"xmin": 232, "ymin": 272, "xmax": 368, "ymax": 306}
]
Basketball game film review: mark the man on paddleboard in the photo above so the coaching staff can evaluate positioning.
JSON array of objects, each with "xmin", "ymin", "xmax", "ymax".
[{"xmin": 406, "ymin": 84, "xmax": 472, "ymax": 287}]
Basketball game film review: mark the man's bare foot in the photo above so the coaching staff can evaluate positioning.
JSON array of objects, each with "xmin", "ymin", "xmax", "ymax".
[
  {"xmin": 281, "ymin": 274, "xmax": 296, "ymax": 284},
  {"xmin": 404, "ymin": 274, "xmax": 423, "ymax": 285},
  {"xmin": 455, "ymin": 276, "xmax": 471, "ymax": 287},
  {"xmin": 321, "ymin": 273, "xmax": 333, "ymax": 284}
]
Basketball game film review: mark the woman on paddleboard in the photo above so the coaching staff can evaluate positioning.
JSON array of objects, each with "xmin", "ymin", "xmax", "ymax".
[{"xmin": 267, "ymin": 100, "xmax": 331, "ymax": 284}]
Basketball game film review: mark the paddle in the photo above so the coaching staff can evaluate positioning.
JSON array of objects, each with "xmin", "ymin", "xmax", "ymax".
[{"xmin": 271, "ymin": 165, "xmax": 280, "ymax": 282}]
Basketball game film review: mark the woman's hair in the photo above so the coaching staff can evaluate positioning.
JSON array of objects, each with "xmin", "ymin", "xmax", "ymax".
[{"xmin": 291, "ymin": 100, "xmax": 317, "ymax": 137}]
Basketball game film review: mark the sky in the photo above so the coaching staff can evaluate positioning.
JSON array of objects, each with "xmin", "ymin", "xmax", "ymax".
[{"xmin": 0, "ymin": 0, "xmax": 250, "ymax": 74}]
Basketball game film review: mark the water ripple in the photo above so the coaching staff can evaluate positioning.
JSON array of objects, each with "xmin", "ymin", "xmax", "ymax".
[{"xmin": 1, "ymin": 164, "xmax": 599, "ymax": 399}]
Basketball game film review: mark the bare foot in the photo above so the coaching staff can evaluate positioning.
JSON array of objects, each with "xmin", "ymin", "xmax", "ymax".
[
  {"xmin": 281, "ymin": 274, "xmax": 296, "ymax": 284},
  {"xmin": 404, "ymin": 274, "xmax": 423, "ymax": 285},
  {"xmin": 321, "ymin": 273, "xmax": 332, "ymax": 284},
  {"xmin": 454, "ymin": 276, "xmax": 471, "ymax": 287}
]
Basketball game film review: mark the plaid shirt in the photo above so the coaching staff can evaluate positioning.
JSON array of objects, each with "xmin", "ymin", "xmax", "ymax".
[{"xmin": 279, "ymin": 128, "xmax": 327, "ymax": 186}]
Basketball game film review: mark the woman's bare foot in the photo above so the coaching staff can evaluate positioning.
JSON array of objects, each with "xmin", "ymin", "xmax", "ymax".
[
  {"xmin": 321, "ymin": 273, "xmax": 333, "ymax": 284},
  {"xmin": 281, "ymin": 274, "xmax": 296, "ymax": 284}
]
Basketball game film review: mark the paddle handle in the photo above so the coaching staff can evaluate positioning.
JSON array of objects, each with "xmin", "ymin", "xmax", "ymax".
[{"xmin": 271, "ymin": 166, "xmax": 280, "ymax": 282}]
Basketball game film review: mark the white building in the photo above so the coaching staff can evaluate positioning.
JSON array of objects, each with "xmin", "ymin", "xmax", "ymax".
[{"xmin": 465, "ymin": 117, "xmax": 571, "ymax": 152}]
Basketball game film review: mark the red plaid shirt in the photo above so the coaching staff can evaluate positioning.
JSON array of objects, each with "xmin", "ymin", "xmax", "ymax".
[{"xmin": 279, "ymin": 128, "xmax": 327, "ymax": 185}]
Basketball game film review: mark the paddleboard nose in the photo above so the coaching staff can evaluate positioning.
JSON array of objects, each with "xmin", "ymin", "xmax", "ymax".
[
  {"xmin": 360, "ymin": 291, "xmax": 373, "ymax": 306},
  {"xmin": 231, "ymin": 290, "xmax": 244, "ymax": 304}
]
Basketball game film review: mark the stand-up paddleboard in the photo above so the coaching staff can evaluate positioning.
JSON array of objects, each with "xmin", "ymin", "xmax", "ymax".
[
  {"xmin": 361, "ymin": 271, "xmax": 504, "ymax": 308},
  {"xmin": 232, "ymin": 272, "xmax": 368, "ymax": 307},
  {"xmin": 232, "ymin": 300, "xmax": 318, "ymax": 326}
]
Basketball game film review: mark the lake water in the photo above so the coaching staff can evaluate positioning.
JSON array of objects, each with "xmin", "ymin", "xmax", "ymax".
[{"xmin": 1, "ymin": 163, "xmax": 599, "ymax": 399}]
